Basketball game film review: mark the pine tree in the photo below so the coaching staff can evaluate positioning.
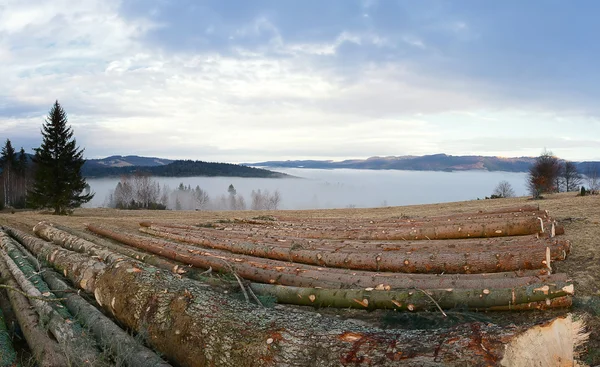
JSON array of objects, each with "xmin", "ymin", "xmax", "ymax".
[
  {"xmin": 28, "ymin": 101, "xmax": 94, "ymax": 214},
  {"xmin": 0, "ymin": 139, "xmax": 17, "ymax": 207}
]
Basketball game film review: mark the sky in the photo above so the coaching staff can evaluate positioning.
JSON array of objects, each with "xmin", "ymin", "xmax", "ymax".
[{"xmin": 0, "ymin": 0, "xmax": 599, "ymax": 163}]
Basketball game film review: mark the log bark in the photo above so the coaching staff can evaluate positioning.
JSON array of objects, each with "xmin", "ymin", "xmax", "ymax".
[
  {"xmin": 0, "ymin": 232, "xmax": 103, "ymax": 366},
  {"xmin": 86, "ymin": 224, "xmax": 571, "ymax": 288},
  {"xmin": 41, "ymin": 270, "xmax": 172, "ymax": 367},
  {"xmin": 0, "ymin": 253, "xmax": 68, "ymax": 366},
  {"xmin": 9, "ymin": 226, "xmax": 588, "ymax": 366},
  {"xmin": 0, "ymin": 307, "xmax": 17, "ymax": 366},
  {"xmin": 27, "ymin": 224, "xmax": 570, "ymax": 312},
  {"xmin": 248, "ymin": 281, "xmax": 573, "ymax": 311},
  {"xmin": 143, "ymin": 217, "xmax": 546, "ymax": 240},
  {"xmin": 2, "ymin": 229, "xmax": 172, "ymax": 367},
  {"xmin": 139, "ymin": 226, "xmax": 570, "ymax": 273},
  {"xmin": 139, "ymin": 223, "xmax": 571, "ymax": 257}
]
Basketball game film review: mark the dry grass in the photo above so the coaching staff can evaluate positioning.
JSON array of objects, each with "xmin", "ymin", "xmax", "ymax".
[{"xmin": 1, "ymin": 192, "xmax": 599, "ymax": 363}]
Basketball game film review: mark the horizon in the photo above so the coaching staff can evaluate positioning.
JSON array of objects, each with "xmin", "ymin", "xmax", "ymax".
[
  {"xmin": 1, "ymin": 1, "xmax": 599, "ymax": 162},
  {"xmin": 89, "ymin": 152, "xmax": 600, "ymax": 166}
]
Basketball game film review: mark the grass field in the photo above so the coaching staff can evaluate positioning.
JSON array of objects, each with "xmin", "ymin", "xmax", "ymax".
[{"xmin": 1, "ymin": 191, "xmax": 599, "ymax": 364}]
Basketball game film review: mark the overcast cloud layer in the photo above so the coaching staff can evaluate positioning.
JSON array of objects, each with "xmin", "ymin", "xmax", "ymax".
[{"xmin": 1, "ymin": 0, "xmax": 599, "ymax": 162}]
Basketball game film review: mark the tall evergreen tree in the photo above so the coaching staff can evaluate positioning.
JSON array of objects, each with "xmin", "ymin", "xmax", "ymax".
[
  {"xmin": 28, "ymin": 101, "xmax": 94, "ymax": 214},
  {"xmin": 0, "ymin": 139, "xmax": 17, "ymax": 207}
]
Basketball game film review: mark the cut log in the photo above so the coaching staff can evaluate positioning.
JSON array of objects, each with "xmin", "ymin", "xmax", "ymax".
[
  {"xmin": 85, "ymin": 224, "xmax": 571, "ymax": 290},
  {"xmin": 23, "ymin": 224, "xmax": 571, "ymax": 313},
  {"xmin": 41, "ymin": 271, "xmax": 172, "ymax": 367},
  {"xmin": 2, "ymin": 231, "xmax": 172, "ymax": 367},
  {"xmin": 247, "ymin": 281, "xmax": 573, "ymax": 311},
  {"xmin": 139, "ymin": 226, "xmax": 570, "ymax": 273},
  {"xmin": 11, "ymin": 226, "xmax": 588, "ymax": 366},
  {"xmin": 0, "ymin": 232, "xmax": 103, "ymax": 366},
  {"xmin": 143, "ymin": 217, "xmax": 546, "ymax": 240},
  {"xmin": 0, "ymin": 254, "xmax": 69, "ymax": 366},
  {"xmin": 139, "ymin": 223, "xmax": 571, "ymax": 257}
]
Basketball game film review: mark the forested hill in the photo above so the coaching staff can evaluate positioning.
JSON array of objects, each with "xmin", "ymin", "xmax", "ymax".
[
  {"xmin": 249, "ymin": 154, "xmax": 600, "ymax": 173},
  {"xmin": 82, "ymin": 159, "xmax": 288, "ymax": 178}
]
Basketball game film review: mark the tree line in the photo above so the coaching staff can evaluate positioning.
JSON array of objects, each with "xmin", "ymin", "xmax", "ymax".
[{"xmin": 104, "ymin": 173, "xmax": 282, "ymax": 211}]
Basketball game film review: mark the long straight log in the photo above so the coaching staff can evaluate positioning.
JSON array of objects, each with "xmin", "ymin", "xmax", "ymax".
[
  {"xmin": 86, "ymin": 224, "xmax": 568, "ymax": 289},
  {"xmin": 0, "ymin": 233, "xmax": 103, "ymax": 366},
  {"xmin": 27, "ymin": 224, "xmax": 569, "ymax": 315},
  {"xmin": 11, "ymin": 227, "xmax": 587, "ymax": 366},
  {"xmin": 43, "ymin": 223, "xmax": 556, "ymax": 280},
  {"xmin": 248, "ymin": 281, "xmax": 573, "ymax": 311},
  {"xmin": 140, "ymin": 223, "xmax": 569, "ymax": 254},
  {"xmin": 170, "ymin": 226, "xmax": 570, "ymax": 261},
  {"xmin": 141, "ymin": 224, "xmax": 571, "ymax": 263},
  {"xmin": 0, "ymin": 255, "xmax": 68, "ymax": 366},
  {"xmin": 143, "ymin": 216, "xmax": 547, "ymax": 240},
  {"xmin": 139, "ymin": 226, "xmax": 561, "ymax": 273}
]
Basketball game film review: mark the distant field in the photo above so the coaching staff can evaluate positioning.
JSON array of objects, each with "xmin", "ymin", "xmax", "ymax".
[{"xmin": 1, "ymin": 192, "xmax": 599, "ymax": 363}]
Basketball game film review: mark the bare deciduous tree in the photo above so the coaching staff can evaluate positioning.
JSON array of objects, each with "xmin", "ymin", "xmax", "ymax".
[
  {"xmin": 585, "ymin": 165, "xmax": 599, "ymax": 194},
  {"xmin": 561, "ymin": 161, "xmax": 582, "ymax": 192},
  {"xmin": 493, "ymin": 180, "xmax": 515, "ymax": 198}
]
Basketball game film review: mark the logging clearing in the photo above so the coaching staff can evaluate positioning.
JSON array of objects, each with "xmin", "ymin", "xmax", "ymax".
[{"xmin": 0, "ymin": 194, "xmax": 597, "ymax": 366}]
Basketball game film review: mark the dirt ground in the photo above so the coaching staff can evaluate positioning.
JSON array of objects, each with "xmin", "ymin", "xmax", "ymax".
[{"xmin": 1, "ymin": 192, "xmax": 599, "ymax": 364}]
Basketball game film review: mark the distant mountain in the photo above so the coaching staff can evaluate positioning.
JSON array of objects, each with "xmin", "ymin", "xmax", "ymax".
[
  {"xmin": 248, "ymin": 154, "xmax": 599, "ymax": 173},
  {"xmin": 82, "ymin": 158, "xmax": 287, "ymax": 178},
  {"xmin": 86, "ymin": 155, "xmax": 173, "ymax": 168}
]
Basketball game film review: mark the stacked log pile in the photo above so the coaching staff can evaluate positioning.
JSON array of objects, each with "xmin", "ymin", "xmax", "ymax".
[
  {"xmin": 0, "ymin": 205, "xmax": 588, "ymax": 366},
  {"xmin": 81, "ymin": 205, "xmax": 574, "ymax": 312}
]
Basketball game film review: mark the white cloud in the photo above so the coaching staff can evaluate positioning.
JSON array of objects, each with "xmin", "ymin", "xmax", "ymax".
[{"xmin": 0, "ymin": 2, "xmax": 598, "ymax": 162}]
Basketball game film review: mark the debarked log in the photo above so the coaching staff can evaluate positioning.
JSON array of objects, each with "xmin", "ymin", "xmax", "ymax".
[
  {"xmin": 8, "ymin": 226, "xmax": 589, "ymax": 366},
  {"xmin": 139, "ymin": 226, "xmax": 569, "ymax": 273}
]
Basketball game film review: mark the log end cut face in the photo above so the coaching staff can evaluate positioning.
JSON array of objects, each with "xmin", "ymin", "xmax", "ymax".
[{"xmin": 500, "ymin": 314, "xmax": 589, "ymax": 367}]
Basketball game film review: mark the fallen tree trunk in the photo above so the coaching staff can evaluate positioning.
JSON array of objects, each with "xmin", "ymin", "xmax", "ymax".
[
  {"xmin": 0, "ymin": 254, "xmax": 68, "ymax": 366},
  {"xmin": 11, "ymin": 226, "xmax": 588, "ymax": 366},
  {"xmin": 85, "ymin": 224, "xmax": 570, "ymax": 289},
  {"xmin": 140, "ymin": 225, "xmax": 570, "ymax": 273}
]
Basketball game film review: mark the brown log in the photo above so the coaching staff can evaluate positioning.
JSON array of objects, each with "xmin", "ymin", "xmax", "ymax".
[
  {"xmin": 139, "ymin": 226, "xmax": 563, "ymax": 273},
  {"xmin": 86, "ymin": 224, "xmax": 568, "ymax": 289},
  {"xmin": 159, "ymin": 217, "xmax": 546, "ymax": 241},
  {"xmin": 142, "ymin": 215, "xmax": 547, "ymax": 240},
  {"xmin": 12, "ymin": 225, "xmax": 589, "ymax": 366},
  {"xmin": 140, "ymin": 224, "xmax": 571, "ymax": 261}
]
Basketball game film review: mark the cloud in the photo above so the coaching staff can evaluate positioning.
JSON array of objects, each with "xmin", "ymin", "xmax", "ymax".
[{"xmin": 0, "ymin": 0, "xmax": 599, "ymax": 162}]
